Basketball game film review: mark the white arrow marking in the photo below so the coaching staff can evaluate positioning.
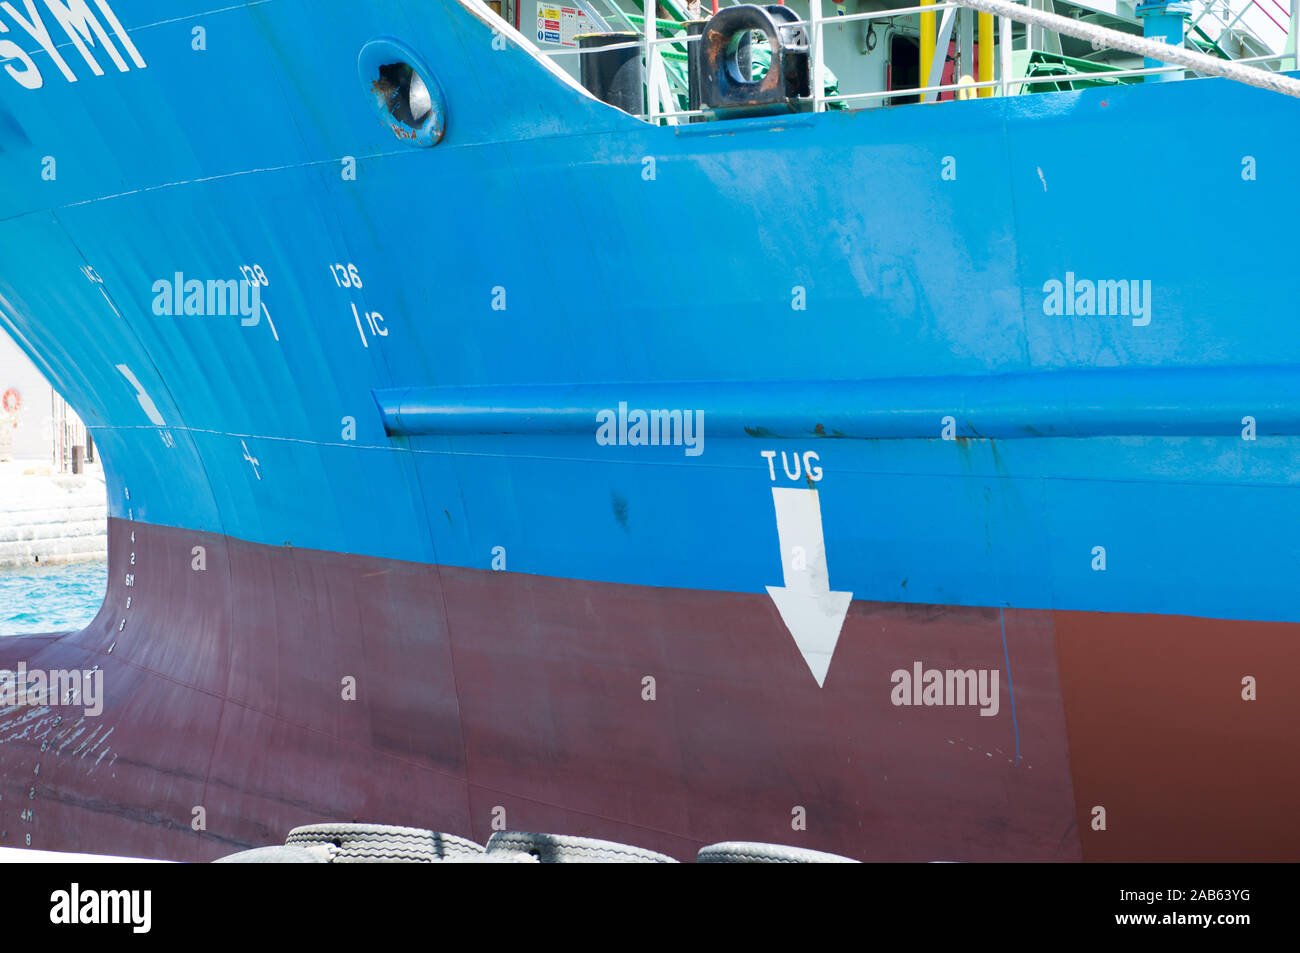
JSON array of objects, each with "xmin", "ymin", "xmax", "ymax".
[{"xmin": 765, "ymin": 486, "xmax": 852, "ymax": 688}]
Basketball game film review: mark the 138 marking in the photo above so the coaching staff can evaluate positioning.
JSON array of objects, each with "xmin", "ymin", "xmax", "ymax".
[{"xmin": 239, "ymin": 263, "xmax": 278, "ymax": 340}]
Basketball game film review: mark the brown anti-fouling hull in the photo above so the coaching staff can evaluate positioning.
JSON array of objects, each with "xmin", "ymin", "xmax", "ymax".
[{"xmin": 0, "ymin": 518, "xmax": 1294, "ymax": 861}]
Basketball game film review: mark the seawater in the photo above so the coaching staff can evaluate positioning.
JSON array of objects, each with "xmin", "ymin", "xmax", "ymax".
[{"xmin": 0, "ymin": 560, "xmax": 107, "ymax": 636}]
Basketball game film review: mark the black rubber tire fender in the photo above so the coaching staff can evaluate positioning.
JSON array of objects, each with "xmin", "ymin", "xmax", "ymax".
[
  {"xmin": 486, "ymin": 831, "xmax": 678, "ymax": 863},
  {"xmin": 696, "ymin": 841, "xmax": 860, "ymax": 863},
  {"xmin": 214, "ymin": 845, "xmax": 332, "ymax": 863},
  {"xmin": 286, "ymin": 823, "xmax": 485, "ymax": 861}
]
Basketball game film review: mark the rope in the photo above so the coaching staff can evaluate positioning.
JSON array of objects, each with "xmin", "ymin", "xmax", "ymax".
[{"xmin": 952, "ymin": 0, "xmax": 1300, "ymax": 99}]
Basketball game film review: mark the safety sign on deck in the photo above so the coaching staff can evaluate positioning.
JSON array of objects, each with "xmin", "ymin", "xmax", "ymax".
[{"xmin": 535, "ymin": 4, "xmax": 593, "ymax": 47}]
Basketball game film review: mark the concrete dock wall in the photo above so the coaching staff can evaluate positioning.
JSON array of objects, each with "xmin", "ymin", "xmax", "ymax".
[{"xmin": 0, "ymin": 461, "xmax": 107, "ymax": 568}]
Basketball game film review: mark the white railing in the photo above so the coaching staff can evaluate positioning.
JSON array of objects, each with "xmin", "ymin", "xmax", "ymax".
[
  {"xmin": 532, "ymin": 0, "xmax": 1299, "ymax": 123},
  {"xmin": 645, "ymin": 0, "xmax": 658, "ymax": 123},
  {"xmin": 1188, "ymin": 0, "xmax": 1291, "ymax": 55}
]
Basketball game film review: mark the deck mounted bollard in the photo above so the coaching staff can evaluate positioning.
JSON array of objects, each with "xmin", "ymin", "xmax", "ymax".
[
  {"xmin": 578, "ymin": 32, "xmax": 644, "ymax": 115},
  {"xmin": 699, "ymin": 5, "xmax": 806, "ymax": 117}
]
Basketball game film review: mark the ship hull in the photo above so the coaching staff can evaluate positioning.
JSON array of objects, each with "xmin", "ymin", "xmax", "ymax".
[
  {"xmin": 1, "ymin": 518, "xmax": 1295, "ymax": 862},
  {"xmin": 1, "ymin": 1, "xmax": 1299, "ymax": 860}
]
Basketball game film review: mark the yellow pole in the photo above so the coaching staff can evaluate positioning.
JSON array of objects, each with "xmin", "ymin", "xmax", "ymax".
[
  {"xmin": 978, "ymin": 12, "xmax": 994, "ymax": 97},
  {"xmin": 920, "ymin": 0, "xmax": 935, "ymax": 97}
]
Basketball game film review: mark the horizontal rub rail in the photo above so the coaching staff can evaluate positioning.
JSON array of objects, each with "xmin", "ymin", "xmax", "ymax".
[{"xmin": 374, "ymin": 366, "xmax": 1300, "ymax": 440}]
